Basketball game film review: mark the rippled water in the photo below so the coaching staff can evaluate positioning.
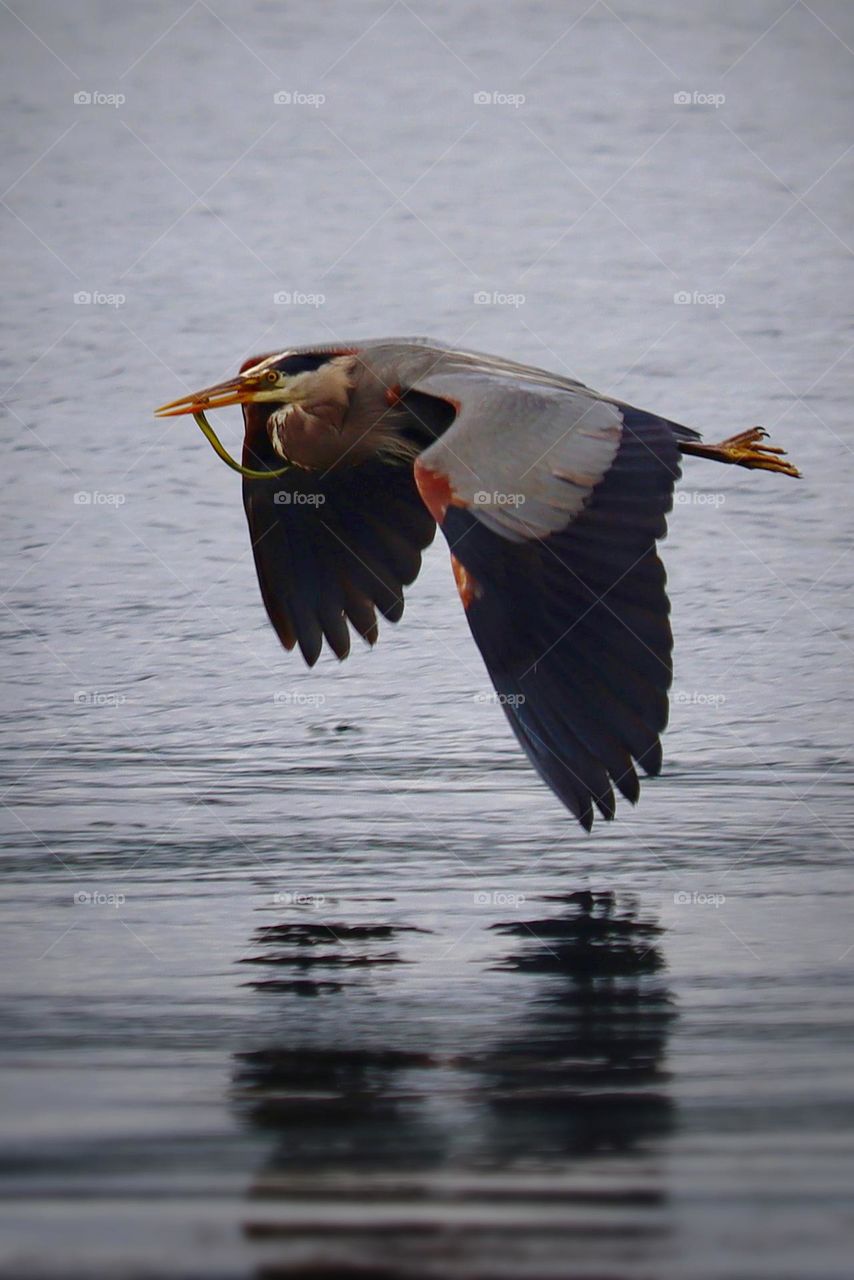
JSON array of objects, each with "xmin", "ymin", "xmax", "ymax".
[{"xmin": 2, "ymin": 1, "xmax": 853, "ymax": 1276}]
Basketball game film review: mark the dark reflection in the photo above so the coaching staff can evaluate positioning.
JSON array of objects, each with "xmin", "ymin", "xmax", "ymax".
[
  {"xmin": 239, "ymin": 923, "xmax": 422, "ymax": 987},
  {"xmin": 236, "ymin": 1045, "xmax": 448, "ymax": 1171},
  {"xmin": 233, "ymin": 892, "xmax": 676, "ymax": 1273},
  {"xmin": 234, "ymin": 891, "xmax": 674, "ymax": 1168},
  {"xmin": 483, "ymin": 890, "xmax": 675, "ymax": 1158},
  {"xmin": 235, "ymin": 921, "xmax": 448, "ymax": 1170}
]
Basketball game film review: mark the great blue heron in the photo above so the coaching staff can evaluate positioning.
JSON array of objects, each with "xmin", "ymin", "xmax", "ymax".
[{"xmin": 156, "ymin": 338, "xmax": 799, "ymax": 830}]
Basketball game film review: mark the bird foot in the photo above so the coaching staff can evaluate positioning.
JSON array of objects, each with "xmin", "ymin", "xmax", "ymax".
[{"xmin": 681, "ymin": 426, "xmax": 801, "ymax": 477}]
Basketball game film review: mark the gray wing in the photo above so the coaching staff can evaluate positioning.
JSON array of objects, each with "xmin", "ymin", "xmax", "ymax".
[{"xmin": 410, "ymin": 361, "xmax": 685, "ymax": 829}]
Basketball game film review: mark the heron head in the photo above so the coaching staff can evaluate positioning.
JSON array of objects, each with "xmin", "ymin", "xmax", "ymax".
[{"xmin": 155, "ymin": 349, "xmax": 359, "ymax": 474}]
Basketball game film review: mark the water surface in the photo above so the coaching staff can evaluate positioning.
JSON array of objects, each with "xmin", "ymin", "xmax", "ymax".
[{"xmin": 1, "ymin": 2, "xmax": 853, "ymax": 1276}]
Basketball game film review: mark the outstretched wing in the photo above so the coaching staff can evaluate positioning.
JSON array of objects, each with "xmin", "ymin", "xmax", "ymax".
[
  {"xmin": 411, "ymin": 367, "xmax": 684, "ymax": 829},
  {"xmin": 243, "ymin": 389, "xmax": 449, "ymax": 665}
]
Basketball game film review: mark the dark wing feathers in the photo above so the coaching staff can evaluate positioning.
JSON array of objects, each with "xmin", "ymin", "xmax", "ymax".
[
  {"xmin": 241, "ymin": 386, "xmax": 452, "ymax": 664},
  {"xmin": 440, "ymin": 408, "xmax": 680, "ymax": 828},
  {"xmin": 243, "ymin": 455, "xmax": 435, "ymax": 665}
]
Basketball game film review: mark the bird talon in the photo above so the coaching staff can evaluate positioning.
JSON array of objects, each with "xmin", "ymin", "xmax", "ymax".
[{"xmin": 679, "ymin": 425, "xmax": 801, "ymax": 477}]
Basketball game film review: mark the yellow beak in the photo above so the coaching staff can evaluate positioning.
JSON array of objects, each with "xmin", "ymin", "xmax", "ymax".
[
  {"xmin": 154, "ymin": 375, "xmax": 255, "ymax": 418},
  {"xmin": 154, "ymin": 375, "xmax": 293, "ymax": 479}
]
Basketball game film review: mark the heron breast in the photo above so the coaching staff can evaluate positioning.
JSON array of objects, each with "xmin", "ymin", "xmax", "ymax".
[{"xmin": 267, "ymin": 404, "xmax": 347, "ymax": 469}]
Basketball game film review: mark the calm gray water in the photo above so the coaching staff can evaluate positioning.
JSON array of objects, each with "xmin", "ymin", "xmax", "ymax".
[{"xmin": 1, "ymin": 2, "xmax": 853, "ymax": 1276}]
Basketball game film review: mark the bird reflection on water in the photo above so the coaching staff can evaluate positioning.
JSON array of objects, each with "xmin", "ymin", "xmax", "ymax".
[
  {"xmin": 483, "ymin": 891, "xmax": 675, "ymax": 1161},
  {"xmin": 233, "ymin": 892, "xmax": 676, "ymax": 1274}
]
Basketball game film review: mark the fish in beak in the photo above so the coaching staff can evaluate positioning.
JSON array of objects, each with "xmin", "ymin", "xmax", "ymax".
[{"xmin": 154, "ymin": 371, "xmax": 293, "ymax": 479}]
